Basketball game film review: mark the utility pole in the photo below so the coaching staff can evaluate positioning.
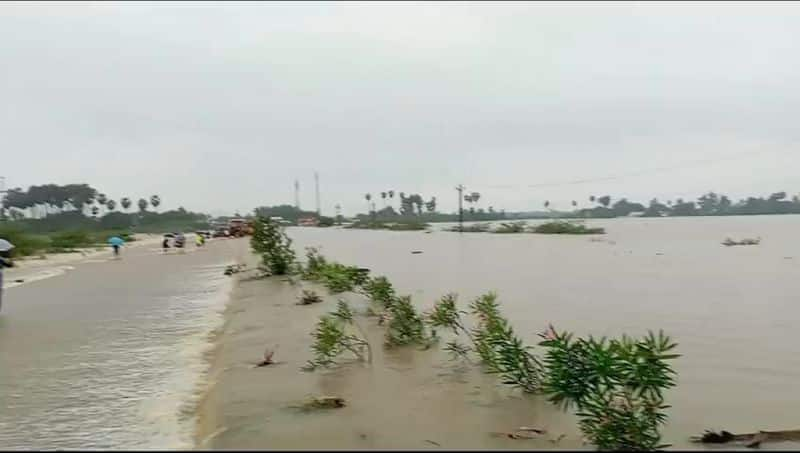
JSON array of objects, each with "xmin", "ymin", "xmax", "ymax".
[
  {"xmin": 314, "ymin": 171, "xmax": 320, "ymax": 217},
  {"xmin": 294, "ymin": 179, "xmax": 300, "ymax": 211},
  {"xmin": 0, "ymin": 176, "xmax": 6, "ymax": 221},
  {"xmin": 455, "ymin": 184, "xmax": 465, "ymax": 232}
]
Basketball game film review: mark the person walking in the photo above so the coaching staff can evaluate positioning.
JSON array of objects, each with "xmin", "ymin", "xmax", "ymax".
[{"xmin": 0, "ymin": 239, "xmax": 15, "ymax": 313}]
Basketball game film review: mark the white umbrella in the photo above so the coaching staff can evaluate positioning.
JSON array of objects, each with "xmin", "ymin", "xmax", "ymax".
[{"xmin": 0, "ymin": 239, "xmax": 14, "ymax": 253}]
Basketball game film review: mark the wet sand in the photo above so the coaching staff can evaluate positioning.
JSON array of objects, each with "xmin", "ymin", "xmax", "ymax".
[{"xmin": 198, "ymin": 216, "xmax": 800, "ymax": 451}]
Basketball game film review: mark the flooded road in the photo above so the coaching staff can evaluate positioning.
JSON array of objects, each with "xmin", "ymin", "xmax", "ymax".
[
  {"xmin": 0, "ymin": 238, "xmax": 249, "ymax": 450},
  {"xmin": 281, "ymin": 215, "xmax": 800, "ymax": 448}
]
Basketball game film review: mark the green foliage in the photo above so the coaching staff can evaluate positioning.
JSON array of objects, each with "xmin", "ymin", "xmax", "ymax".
[
  {"xmin": 361, "ymin": 276, "xmax": 396, "ymax": 308},
  {"xmin": 49, "ymin": 230, "xmax": 93, "ymax": 250},
  {"xmin": 493, "ymin": 221, "xmax": 527, "ymax": 233},
  {"xmin": 540, "ymin": 329, "xmax": 679, "ymax": 451},
  {"xmin": 469, "ymin": 293, "xmax": 543, "ymax": 392},
  {"xmin": 385, "ymin": 295, "xmax": 428, "ymax": 347},
  {"xmin": 301, "ymin": 247, "xmax": 369, "ymax": 293},
  {"xmin": 250, "ymin": 215, "xmax": 296, "ymax": 275},
  {"xmin": 0, "ymin": 225, "xmax": 50, "ymax": 256},
  {"xmin": 446, "ymin": 223, "xmax": 491, "ymax": 233},
  {"xmin": 532, "ymin": 221, "xmax": 605, "ymax": 235},
  {"xmin": 345, "ymin": 220, "xmax": 428, "ymax": 231},
  {"xmin": 304, "ymin": 301, "xmax": 371, "ymax": 371}
]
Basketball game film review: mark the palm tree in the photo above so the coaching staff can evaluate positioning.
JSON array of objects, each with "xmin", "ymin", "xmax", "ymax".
[
  {"xmin": 121, "ymin": 197, "xmax": 132, "ymax": 212},
  {"xmin": 381, "ymin": 192, "xmax": 387, "ymax": 208},
  {"xmin": 150, "ymin": 195, "xmax": 161, "ymax": 212},
  {"xmin": 544, "ymin": 200, "xmax": 550, "ymax": 209},
  {"xmin": 572, "ymin": 200, "xmax": 578, "ymax": 209},
  {"xmin": 470, "ymin": 192, "xmax": 481, "ymax": 209},
  {"xmin": 106, "ymin": 199, "xmax": 117, "ymax": 211},
  {"xmin": 365, "ymin": 193, "xmax": 372, "ymax": 214},
  {"xmin": 138, "ymin": 198, "xmax": 149, "ymax": 212},
  {"xmin": 96, "ymin": 193, "xmax": 107, "ymax": 216},
  {"xmin": 589, "ymin": 195, "xmax": 596, "ymax": 204},
  {"xmin": 91, "ymin": 205, "xmax": 99, "ymax": 218}
]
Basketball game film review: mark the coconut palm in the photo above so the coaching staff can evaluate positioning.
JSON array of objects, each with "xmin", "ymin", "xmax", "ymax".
[
  {"xmin": 150, "ymin": 195, "xmax": 161, "ymax": 212},
  {"xmin": 106, "ymin": 199, "xmax": 117, "ymax": 211},
  {"xmin": 365, "ymin": 193, "xmax": 372, "ymax": 214},
  {"xmin": 544, "ymin": 200, "xmax": 550, "ymax": 209},
  {"xmin": 589, "ymin": 195, "xmax": 596, "ymax": 204},
  {"xmin": 381, "ymin": 191, "xmax": 387, "ymax": 207},
  {"xmin": 96, "ymin": 193, "xmax": 107, "ymax": 216},
  {"xmin": 138, "ymin": 198, "xmax": 148, "ymax": 212},
  {"xmin": 572, "ymin": 200, "xmax": 578, "ymax": 209},
  {"xmin": 121, "ymin": 197, "xmax": 132, "ymax": 212}
]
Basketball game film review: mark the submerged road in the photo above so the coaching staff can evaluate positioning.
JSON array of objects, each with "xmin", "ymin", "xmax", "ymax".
[{"xmin": 0, "ymin": 237, "xmax": 249, "ymax": 449}]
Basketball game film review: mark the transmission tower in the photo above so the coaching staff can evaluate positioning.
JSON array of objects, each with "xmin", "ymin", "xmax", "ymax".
[
  {"xmin": 294, "ymin": 179, "xmax": 300, "ymax": 210},
  {"xmin": 314, "ymin": 171, "xmax": 320, "ymax": 216}
]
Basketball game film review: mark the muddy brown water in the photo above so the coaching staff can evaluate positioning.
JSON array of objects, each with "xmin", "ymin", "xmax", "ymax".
[{"xmin": 201, "ymin": 215, "xmax": 800, "ymax": 450}]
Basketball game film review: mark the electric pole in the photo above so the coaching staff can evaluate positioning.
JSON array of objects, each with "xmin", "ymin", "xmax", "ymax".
[
  {"xmin": 456, "ymin": 184, "xmax": 465, "ymax": 232},
  {"xmin": 294, "ymin": 179, "xmax": 300, "ymax": 211},
  {"xmin": 0, "ymin": 176, "xmax": 6, "ymax": 221},
  {"xmin": 314, "ymin": 171, "xmax": 320, "ymax": 217}
]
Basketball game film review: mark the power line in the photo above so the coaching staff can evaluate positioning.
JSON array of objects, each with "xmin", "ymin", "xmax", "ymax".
[{"xmin": 479, "ymin": 146, "xmax": 791, "ymax": 190}]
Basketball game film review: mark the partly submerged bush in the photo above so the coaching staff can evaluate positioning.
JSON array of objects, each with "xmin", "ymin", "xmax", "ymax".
[
  {"xmin": 385, "ymin": 295, "xmax": 429, "ymax": 347},
  {"xmin": 427, "ymin": 292, "xmax": 543, "ymax": 392},
  {"xmin": 297, "ymin": 289, "xmax": 323, "ymax": 305},
  {"xmin": 361, "ymin": 276, "xmax": 396, "ymax": 308},
  {"xmin": 540, "ymin": 328, "xmax": 679, "ymax": 451},
  {"xmin": 304, "ymin": 300, "xmax": 371, "ymax": 371},
  {"xmin": 301, "ymin": 247, "xmax": 369, "ymax": 294},
  {"xmin": 532, "ymin": 221, "xmax": 605, "ymax": 235},
  {"xmin": 346, "ymin": 221, "xmax": 428, "ymax": 231},
  {"xmin": 446, "ymin": 223, "xmax": 490, "ymax": 233},
  {"xmin": 493, "ymin": 221, "xmax": 528, "ymax": 234},
  {"xmin": 250, "ymin": 215, "xmax": 296, "ymax": 275}
]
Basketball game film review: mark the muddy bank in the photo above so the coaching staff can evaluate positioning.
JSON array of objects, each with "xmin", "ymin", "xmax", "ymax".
[{"xmin": 195, "ymin": 252, "xmax": 581, "ymax": 450}]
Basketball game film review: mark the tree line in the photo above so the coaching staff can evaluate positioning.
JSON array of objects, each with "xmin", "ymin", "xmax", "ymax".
[
  {"xmin": 2, "ymin": 183, "xmax": 162, "ymax": 220},
  {"xmin": 566, "ymin": 190, "xmax": 800, "ymax": 218}
]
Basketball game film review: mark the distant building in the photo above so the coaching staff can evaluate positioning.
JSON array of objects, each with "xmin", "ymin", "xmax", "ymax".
[{"xmin": 298, "ymin": 217, "xmax": 319, "ymax": 227}]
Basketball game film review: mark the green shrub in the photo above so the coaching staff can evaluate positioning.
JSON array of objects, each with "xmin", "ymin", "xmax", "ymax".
[
  {"xmin": 446, "ymin": 223, "xmax": 490, "ymax": 233},
  {"xmin": 532, "ymin": 221, "xmax": 605, "ymax": 235},
  {"xmin": 304, "ymin": 300, "xmax": 371, "ymax": 371},
  {"xmin": 540, "ymin": 328, "xmax": 678, "ymax": 450},
  {"xmin": 385, "ymin": 295, "xmax": 429, "ymax": 347},
  {"xmin": 493, "ymin": 221, "xmax": 527, "ymax": 234},
  {"xmin": 361, "ymin": 276, "xmax": 396, "ymax": 308},
  {"xmin": 49, "ymin": 230, "xmax": 93, "ymax": 250},
  {"xmin": 250, "ymin": 215, "xmax": 296, "ymax": 275},
  {"xmin": 0, "ymin": 225, "xmax": 50, "ymax": 256}
]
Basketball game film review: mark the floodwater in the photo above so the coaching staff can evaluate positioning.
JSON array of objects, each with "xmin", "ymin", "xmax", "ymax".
[
  {"xmin": 0, "ymin": 238, "xmax": 249, "ymax": 450},
  {"xmin": 278, "ymin": 215, "xmax": 800, "ymax": 449}
]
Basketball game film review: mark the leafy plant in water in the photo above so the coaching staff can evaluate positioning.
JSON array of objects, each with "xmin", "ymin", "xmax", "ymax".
[
  {"xmin": 361, "ymin": 275, "xmax": 396, "ymax": 308},
  {"xmin": 297, "ymin": 289, "xmax": 323, "ymax": 305},
  {"xmin": 468, "ymin": 292, "xmax": 544, "ymax": 393},
  {"xmin": 539, "ymin": 327, "xmax": 679, "ymax": 451},
  {"xmin": 304, "ymin": 300, "xmax": 372, "ymax": 371},
  {"xmin": 301, "ymin": 248, "xmax": 370, "ymax": 294},
  {"xmin": 250, "ymin": 215, "xmax": 296, "ymax": 275},
  {"xmin": 493, "ymin": 221, "xmax": 527, "ymax": 234},
  {"xmin": 384, "ymin": 295, "xmax": 429, "ymax": 347}
]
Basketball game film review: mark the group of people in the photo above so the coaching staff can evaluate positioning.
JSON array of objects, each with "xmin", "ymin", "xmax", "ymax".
[{"xmin": 161, "ymin": 232, "xmax": 206, "ymax": 253}]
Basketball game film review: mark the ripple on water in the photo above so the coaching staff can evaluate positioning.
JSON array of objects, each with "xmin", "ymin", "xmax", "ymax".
[{"xmin": 0, "ymin": 262, "xmax": 234, "ymax": 450}]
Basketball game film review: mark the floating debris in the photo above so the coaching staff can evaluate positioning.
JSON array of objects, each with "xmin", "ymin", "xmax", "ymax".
[
  {"xmin": 424, "ymin": 439, "xmax": 441, "ymax": 446},
  {"xmin": 691, "ymin": 428, "xmax": 800, "ymax": 448},
  {"xmin": 224, "ymin": 263, "xmax": 248, "ymax": 275},
  {"xmin": 722, "ymin": 237, "xmax": 761, "ymax": 247},
  {"xmin": 255, "ymin": 345, "xmax": 278, "ymax": 367},
  {"xmin": 290, "ymin": 396, "xmax": 346, "ymax": 411},
  {"xmin": 297, "ymin": 289, "xmax": 323, "ymax": 305},
  {"xmin": 411, "ymin": 250, "xmax": 423, "ymax": 254}
]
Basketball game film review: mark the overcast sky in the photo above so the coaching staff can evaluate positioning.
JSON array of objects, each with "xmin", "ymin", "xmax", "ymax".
[{"xmin": 3, "ymin": 1, "xmax": 800, "ymax": 216}]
